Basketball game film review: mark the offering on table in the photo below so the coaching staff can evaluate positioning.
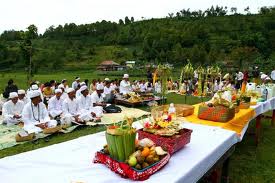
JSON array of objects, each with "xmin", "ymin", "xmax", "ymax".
[
  {"xmin": 94, "ymin": 137, "xmax": 171, "ymax": 181},
  {"xmin": 198, "ymin": 91, "xmax": 235, "ymax": 122},
  {"xmin": 143, "ymin": 112, "xmax": 182, "ymax": 136},
  {"xmin": 123, "ymin": 92, "xmax": 142, "ymax": 103},
  {"xmin": 105, "ymin": 117, "xmax": 136, "ymax": 162},
  {"xmin": 102, "ymin": 138, "xmax": 168, "ymax": 169},
  {"xmin": 151, "ymin": 104, "xmax": 194, "ymax": 119}
]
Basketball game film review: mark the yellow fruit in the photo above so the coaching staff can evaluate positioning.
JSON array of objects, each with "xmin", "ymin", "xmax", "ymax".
[{"xmin": 141, "ymin": 147, "xmax": 150, "ymax": 157}]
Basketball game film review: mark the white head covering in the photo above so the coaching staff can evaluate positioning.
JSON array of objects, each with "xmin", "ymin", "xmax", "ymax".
[
  {"xmin": 29, "ymin": 90, "xmax": 41, "ymax": 99},
  {"xmin": 58, "ymin": 84, "xmax": 65, "ymax": 89},
  {"xmin": 31, "ymin": 84, "xmax": 39, "ymax": 90},
  {"xmin": 80, "ymin": 82, "xmax": 86, "ymax": 86},
  {"xmin": 9, "ymin": 92, "xmax": 18, "ymax": 99},
  {"xmin": 18, "ymin": 90, "xmax": 26, "ymax": 95},
  {"xmin": 123, "ymin": 74, "xmax": 129, "ymax": 79},
  {"xmin": 75, "ymin": 77, "xmax": 80, "ymax": 81},
  {"xmin": 79, "ymin": 85, "xmax": 88, "ymax": 92},
  {"xmin": 104, "ymin": 78, "xmax": 110, "ymax": 81},
  {"xmin": 96, "ymin": 83, "xmax": 104, "ymax": 90},
  {"xmin": 55, "ymin": 89, "xmax": 62, "ymax": 94},
  {"xmin": 66, "ymin": 88, "xmax": 75, "ymax": 93}
]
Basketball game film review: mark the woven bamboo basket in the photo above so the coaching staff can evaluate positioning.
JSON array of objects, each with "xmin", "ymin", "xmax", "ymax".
[
  {"xmin": 151, "ymin": 104, "xmax": 194, "ymax": 119},
  {"xmin": 43, "ymin": 126, "xmax": 62, "ymax": 134},
  {"xmin": 15, "ymin": 133, "xmax": 35, "ymax": 142}
]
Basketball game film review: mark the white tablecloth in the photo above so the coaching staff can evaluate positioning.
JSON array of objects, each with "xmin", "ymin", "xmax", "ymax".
[
  {"xmin": 239, "ymin": 97, "xmax": 275, "ymax": 140},
  {"xmin": 0, "ymin": 123, "xmax": 238, "ymax": 183}
]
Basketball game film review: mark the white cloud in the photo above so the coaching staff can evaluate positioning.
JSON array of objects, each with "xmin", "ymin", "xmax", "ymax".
[{"xmin": 0, "ymin": 0, "xmax": 274, "ymax": 34}]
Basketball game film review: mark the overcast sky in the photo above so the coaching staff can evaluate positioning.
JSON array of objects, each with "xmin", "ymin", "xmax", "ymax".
[{"xmin": 0, "ymin": 0, "xmax": 274, "ymax": 34}]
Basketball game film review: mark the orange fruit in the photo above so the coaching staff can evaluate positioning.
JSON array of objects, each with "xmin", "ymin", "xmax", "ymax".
[{"xmin": 141, "ymin": 147, "xmax": 150, "ymax": 157}]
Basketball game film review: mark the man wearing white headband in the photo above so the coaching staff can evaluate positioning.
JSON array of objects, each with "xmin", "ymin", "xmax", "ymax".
[
  {"xmin": 120, "ymin": 74, "xmax": 132, "ymax": 95},
  {"xmin": 18, "ymin": 89, "xmax": 30, "ymax": 105},
  {"xmin": 2, "ymin": 92, "xmax": 24, "ymax": 126},
  {"xmin": 27, "ymin": 83, "xmax": 44, "ymax": 101},
  {"xmin": 75, "ymin": 82, "xmax": 86, "ymax": 99},
  {"xmin": 72, "ymin": 77, "xmax": 81, "ymax": 90},
  {"xmin": 90, "ymin": 83, "xmax": 106, "ymax": 115},
  {"xmin": 58, "ymin": 84, "xmax": 68, "ymax": 100},
  {"xmin": 22, "ymin": 90, "xmax": 57, "ymax": 133},
  {"xmin": 76, "ymin": 85, "xmax": 101, "ymax": 122},
  {"xmin": 61, "ymin": 88, "xmax": 83, "ymax": 124},
  {"xmin": 48, "ymin": 89, "xmax": 64, "ymax": 120}
]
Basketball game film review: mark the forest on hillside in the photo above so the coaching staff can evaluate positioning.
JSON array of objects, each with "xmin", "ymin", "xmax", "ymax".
[{"xmin": 0, "ymin": 6, "xmax": 275, "ymax": 74}]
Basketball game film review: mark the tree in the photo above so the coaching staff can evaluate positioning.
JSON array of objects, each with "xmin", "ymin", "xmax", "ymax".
[
  {"xmin": 124, "ymin": 16, "xmax": 131, "ymax": 24},
  {"xmin": 26, "ymin": 24, "xmax": 38, "ymax": 39},
  {"xmin": 119, "ymin": 19, "xmax": 124, "ymax": 25},
  {"xmin": 231, "ymin": 7, "xmax": 237, "ymax": 14},
  {"xmin": 130, "ymin": 17, "xmax": 134, "ymax": 23},
  {"xmin": 244, "ymin": 6, "xmax": 250, "ymax": 15}
]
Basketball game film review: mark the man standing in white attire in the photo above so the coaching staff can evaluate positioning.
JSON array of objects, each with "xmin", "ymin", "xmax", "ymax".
[
  {"xmin": 22, "ymin": 90, "xmax": 57, "ymax": 133},
  {"xmin": 119, "ymin": 74, "xmax": 132, "ymax": 95},
  {"xmin": 2, "ymin": 92, "xmax": 24, "ymax": 126},
  {"xmin": 48, "ymin": 89, "xmax": 63, "ymax": 119}
]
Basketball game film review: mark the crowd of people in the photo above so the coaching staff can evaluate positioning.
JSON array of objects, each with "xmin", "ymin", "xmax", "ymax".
[
  {"xmin": 1, "ymin": 67, "xmax": 274, "ymax": 133},
  {"xmin": 0, "ymin": 74, "xmax": 162, "ymax": 134},
  {"xmin": 179, "ymin": 68, "xmax": 275, "ymax": 96}
]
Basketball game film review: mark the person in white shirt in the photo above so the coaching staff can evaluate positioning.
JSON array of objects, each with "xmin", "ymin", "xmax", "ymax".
[
  {"xmin": 119, "ymin": 74, "xmax": 132, "ymax": 95},
  {"xmin": 58, "ymin": 84, "xmax": 68, "ymax": 101},
  {"xmin": 235, "ymin": 71, "xmax": 244, "ymax": 90},
  {"xmin": 18, "ymin": 89, "xmax": 30, "ymax": 105},
  {"xmin": 2, "ymin": 92, "xmax": 24, "ymax": 126},
  {"xmin": 154, "ymin": 80, "xmax": 161, "ymax": 94},
  {"xmin": 27, "ymin": 84, "xmax": 44, "ymax": 101},
  {"xmin": 76, "ymin": 86, "xmax": 100, "ymax": 122},
  {"xmin": 271, "ymin": 70, "xmax": 275, "ymax": 83},
  {"xmin": 103, "ymin": 82, "xmax": 113, "ymax": 95},
  {"xmin": 48, "ymin": 89, "xmax": 63, "ymax": 119},
  {"xmin": 75, "ymin": 82, "xmax": 86, "ymax": 99},
  {"xmin": 61, "ymin": 88, "xmax": 81, "ymax": 125},
  {"xmin": 90, "ymin": 84, "xmax": 105, "ymax": 115},
  {"xmin": 139, "ymin": 80, "xmax": 147, "ymax": 92},
  {"xmin": 72, "ymin": 77, "xmax": 80, "ymax": 90},
  {"xmin": 61, "ymin": 79, "xmax": 69, "ymax": 90},
  {"xmin": 22, "ymin": 90, "xmax": 57, "ymax": 133},
  {"xmin": 110, "ymin": 80, "xmax": 118, "ymax": 92}
]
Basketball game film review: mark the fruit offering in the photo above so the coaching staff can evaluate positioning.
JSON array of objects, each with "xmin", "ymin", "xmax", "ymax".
[
  {"xmin": 142, "ymin": 114, "xmax": 181, "ymax": 136},
  {"xmin": 102, "ymin": 138, "xmax": 168, "ymax": 171}
]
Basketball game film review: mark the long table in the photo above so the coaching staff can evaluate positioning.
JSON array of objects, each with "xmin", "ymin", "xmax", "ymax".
[
  {"xmin": 1, "ymin": 98, "xmax": 274, "ymax": 183},
  {"xmin": 0, "ymin": 123, "xmax": 238, "ymax": 183}
]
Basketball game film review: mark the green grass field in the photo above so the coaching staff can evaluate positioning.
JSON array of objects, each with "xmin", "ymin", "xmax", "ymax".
[{"xmin": 0, "ymin": 72, "xmax": 275, "ymax": 183}]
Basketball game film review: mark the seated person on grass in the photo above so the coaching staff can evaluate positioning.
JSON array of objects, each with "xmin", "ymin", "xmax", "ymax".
[{"xmin": 22, "ymin": 90, "xmax": 57, "ymax": 133}]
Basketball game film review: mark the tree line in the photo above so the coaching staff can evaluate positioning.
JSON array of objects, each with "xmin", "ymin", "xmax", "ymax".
[{"xmin": 0, "ymin": 6, "xmax": 275, "ymax": 74}]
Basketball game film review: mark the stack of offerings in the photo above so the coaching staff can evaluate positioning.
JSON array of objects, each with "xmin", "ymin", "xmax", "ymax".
[
  {"xmin": 93, "ymin": 118, "xmax": 170, "ymax": 181},
  {"xmin": 198, "ymin": 91, "xmax": 235, "ymax": 122}
]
